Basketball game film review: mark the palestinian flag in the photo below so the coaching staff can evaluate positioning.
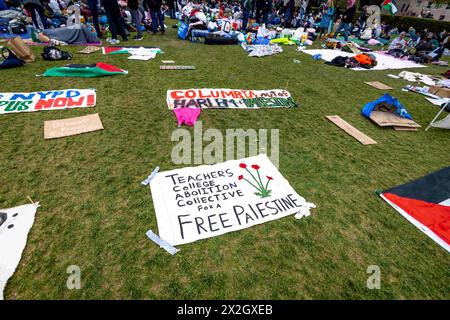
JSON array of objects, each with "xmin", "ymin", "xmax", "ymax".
[
  {"xmin": 102, "ymin": 46, "xmax": 162, "ymax": 55},
  {"xmin": 378, "ymin": 167, "xmax": 450, "ymax": 253},
  {"xmin": 382, "ymin": 0, "xmax": 397, "ymax": 15},
  {"xmin": 43, "ymin": 62, "xmax": 128, "ymax": 78}
]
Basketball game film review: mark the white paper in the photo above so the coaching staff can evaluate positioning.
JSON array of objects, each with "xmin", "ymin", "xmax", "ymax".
[
  {"xmin": 0, "ymin": 203, "xmax": 39, "ymax": 300},
  {"xmin": 150, "ymin": 154, "xmax": 315, "ymax": 246}
]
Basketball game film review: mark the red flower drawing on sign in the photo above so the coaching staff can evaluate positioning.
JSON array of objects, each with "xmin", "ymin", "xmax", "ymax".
[{"xmin": 238, "ymin": 163, "xmax": 273, "ymax": 198}]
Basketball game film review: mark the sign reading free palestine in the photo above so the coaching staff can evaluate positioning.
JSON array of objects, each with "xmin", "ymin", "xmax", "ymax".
[
  {"xmin": 151, "ymin": 154, "xmax": 316, "ymax": 246},
  {"xmin": 0, "ymin": 89, "xmax": 96, "ymax": 115},
  {"xmin": 166, "ymin": 88, "xmax": 297, "ymax": 109}
]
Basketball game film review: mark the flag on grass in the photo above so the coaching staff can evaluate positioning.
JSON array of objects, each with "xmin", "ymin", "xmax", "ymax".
[
  {"xmin": 42, "ymin": 62, "xmax": 128, "ymax": 78},
  {"xmin": 378, "ymin": 167, "xmax": 450, "ymax": 253},
  {"xmin": 382, "ymin": 0, "xmax": 397, "ymax": 15}
]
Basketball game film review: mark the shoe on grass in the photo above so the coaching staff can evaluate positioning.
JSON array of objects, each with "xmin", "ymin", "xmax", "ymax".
[{"xmin": 133, "ymin": 35, "xmax": 143, "ymax": 40}]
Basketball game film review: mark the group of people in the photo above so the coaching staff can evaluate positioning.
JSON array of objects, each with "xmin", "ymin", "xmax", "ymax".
[
  {"xmin": 386, "ymin": 28, "xmax": 449, "ymax": 63},
  {"xmin": 0, "ymin": 0, "xmax": 169, "ymax": 44},
  {"xmin": 1, "ymin": 0, "xmax": 449, "ymax": 64}
]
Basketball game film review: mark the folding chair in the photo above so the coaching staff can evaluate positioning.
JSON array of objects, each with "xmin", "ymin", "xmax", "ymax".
[{"xmin": 425, "ymin": 101, "xmax": 450, "ymax": 131}]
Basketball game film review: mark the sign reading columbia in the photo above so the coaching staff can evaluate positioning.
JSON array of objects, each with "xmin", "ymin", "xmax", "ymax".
[{"xmin": 166, "ymin": 88, "xmax": 298, "ymax": 109}]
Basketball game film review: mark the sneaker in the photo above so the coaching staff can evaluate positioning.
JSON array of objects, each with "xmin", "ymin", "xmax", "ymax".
[
  {"xmin": 133, "ymin": 35, "xmax": 143, "ymax": 41},
  {"xmin": 110, "ymin": 39, "xmax": 120, "ymax": 45}
]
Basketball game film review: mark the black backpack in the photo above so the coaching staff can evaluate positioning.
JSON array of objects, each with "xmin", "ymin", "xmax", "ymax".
[
  {"xmin": 42, "ymin": 46, "xmax": 73, "ymax": 61},
  {"xmin": 0, "ymin": 47, "xmax": 25, "ymax": 69}
]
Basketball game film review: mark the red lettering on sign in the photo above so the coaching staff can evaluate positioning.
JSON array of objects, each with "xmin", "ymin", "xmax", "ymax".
[
  {"xmin": 185, "ymin": 90, "xmax": 196, "ymax": 99},
  {"xmin": 34, "ymin": 99, "xmax": 54, "ymax": 110},
  {"xmin": 67, "ymin": 97, "xmax": 85, "ymax": 107},
  {"xmin": 170, "ymin": 91, "xmax": 184, "ymax": 99},
  {"xmin": 54, "ymin": 98, "xmax": 67, "ymax": 107},
  {"xmin": 222, "ymin": 91, "xmax": 235, "ymax": 99}
]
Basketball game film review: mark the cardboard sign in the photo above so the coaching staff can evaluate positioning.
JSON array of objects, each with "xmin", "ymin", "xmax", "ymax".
[
  {"xmin": 0, "ymin": 89, "xmax": 96, "ymax": 115},
  {"xmin": 365, "ymin": 81, "xmax": 393, "ymax": 90},
  {"xmin": 160, "ymin": 65, "xmax": 196, "ymax": 70},
  {"xmin": 150, "ymin": 154, "xmax": 315, "ymax": 246},
  {"xmin": 77, "ymin": 46, "xmax": 101, "ymax": 54},
  {"xmin": 167, "ymin": 89, "xmax": 297, "ymax": 109},
  {"xmin": 326, "ymin": 115, "xmax": 377, "ymax": 145},
  {"xmin": 369, "ymin": 111, "xmax": 421, "ymax": 128},
  {"xmin": 44, "ymin": 113, "xmax": 104, "ymax": 139},
  {"xmin": 428, "ymin": 85, "xmax": 450, "ymax": 98},
  {"xmin": 393, "ymin": 126, "xmax": 418, "ymax": 131}
]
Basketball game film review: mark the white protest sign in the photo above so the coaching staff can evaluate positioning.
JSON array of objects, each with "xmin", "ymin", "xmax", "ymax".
[
  {"xmin": 150, "ymin": 154, "xmax": 315, "ymax": 246},
  {"xmin": 0, "ymin": 89, "xmax": 96, "ymax": 115},
  {"xmin": 0, "ymin": 203, "xmax": 39, "ymax": 300}
]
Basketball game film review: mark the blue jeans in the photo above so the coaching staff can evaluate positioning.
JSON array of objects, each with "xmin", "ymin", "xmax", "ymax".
[
  {"xmin": 333, "ymin": 22, "xmax": 350, "ymax": 41},
  {"xmin": 285, "ymin": 8, "xmax": 292, "ymax": 24},
  {"xmin": 130, "ymin": 9, "xmax": 143, "ymax": 37},
  {"xmin": 242, "ymin": 9, "xmax": 250, "ymax": 30},
  {"xmin": 150, "ymin": 9, "xmax": 164, "ymax": 32}
]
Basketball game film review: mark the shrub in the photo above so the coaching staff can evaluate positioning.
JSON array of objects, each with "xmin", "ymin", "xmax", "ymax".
[{"xmin": 380, "ymin": 15, "xmax": 450, "ymax": 33}]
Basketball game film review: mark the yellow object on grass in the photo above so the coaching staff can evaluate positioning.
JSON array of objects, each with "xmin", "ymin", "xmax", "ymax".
[{"xmin": 270, "ymin": 38, "xmax": 296, "ymax": 45}]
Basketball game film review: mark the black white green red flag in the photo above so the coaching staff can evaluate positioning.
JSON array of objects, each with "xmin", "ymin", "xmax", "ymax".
[
  {"xmin": 379, "ymin": 167, "xmax": 450, "ymax": 253},
  {"xmin": 382, "ymin": 0, "xmax": 397, "ymax": 15}
]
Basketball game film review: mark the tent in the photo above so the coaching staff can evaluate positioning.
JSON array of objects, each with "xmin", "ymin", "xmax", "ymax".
[
  {"xmin": 426, "ymin": 101, "xmax": 450, "ymax": 131},
  {"xmin": 42, "ymin": 62, "xmax": 128, "ymax": 77},
  {"xmin": 378, "ymin": 167, "xmax": 450, "ymax": 253}
]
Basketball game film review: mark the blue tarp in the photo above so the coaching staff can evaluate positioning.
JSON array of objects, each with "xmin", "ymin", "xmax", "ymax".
[{"xmin": 361, "ymin": 93, "xmax": 413, "ymax": 120}]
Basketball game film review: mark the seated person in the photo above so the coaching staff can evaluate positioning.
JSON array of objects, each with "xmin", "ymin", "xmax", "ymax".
[
  {"xmin": 387, "ymin": 31, "xmax": 408, "ymax": 57},
  {"xmin": 188, "ymin": 8, "xmax": 208, "ymax": 32},
  {"xmin": 411, "ymin": 32, "xmax": 440, "ymax": 63}
]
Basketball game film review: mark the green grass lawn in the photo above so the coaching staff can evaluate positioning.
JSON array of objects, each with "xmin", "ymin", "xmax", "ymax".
[{"xmin": 1, "ymin": 22, "xmax": 449, "ymax": 299}]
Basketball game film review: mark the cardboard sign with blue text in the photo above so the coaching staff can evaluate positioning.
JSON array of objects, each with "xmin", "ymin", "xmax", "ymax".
[{"xmin": 150, "ymin": 154, "xmax": 315, "ymax": 246}]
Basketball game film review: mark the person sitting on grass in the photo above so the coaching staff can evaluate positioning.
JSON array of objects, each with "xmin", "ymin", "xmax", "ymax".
[
  {"xmin": 410, "ymin": 32, "xmax": 441, "ymax": 63},
  {"xmin": 387, "ymin": 31, "xmax": 408, "ymax": 58}
]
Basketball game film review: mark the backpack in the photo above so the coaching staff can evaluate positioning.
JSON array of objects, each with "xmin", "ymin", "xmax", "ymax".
[
  {"xmin": 0, "ymin": 47, "xmax": 25, "ymax": 69},
  {"xmin": 325, "ymin": 55, "xmax": 347, "ymax": 67},
  {"xmin": 42, "ymin": 46, "xmax": 73, "ymax": 61},
  {"xmin": 178, "ymin": 22, "xmax": 189, "ymax": 40}
]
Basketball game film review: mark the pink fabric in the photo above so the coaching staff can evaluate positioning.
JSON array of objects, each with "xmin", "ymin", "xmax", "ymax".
[{"xmin": 173, "ymin": 108, "xmax": 202, "ymax": 127}]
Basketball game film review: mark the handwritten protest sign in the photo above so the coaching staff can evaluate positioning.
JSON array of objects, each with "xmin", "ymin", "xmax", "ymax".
[
  {"xmin": 166, "ymin": 89, "xmax": 297, "ymax": 109},
  {"xmin": 44, "ymin": 113, "xmax": 104, "ymax": 139},
  {"xmin": 0, "ymin": 89, "xmax": 96, "ymax": 115},
  {"xmin": 150, "ymin": 154, "xmax": 315, "ymax": 246}
]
